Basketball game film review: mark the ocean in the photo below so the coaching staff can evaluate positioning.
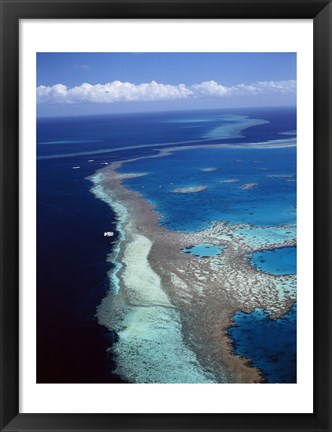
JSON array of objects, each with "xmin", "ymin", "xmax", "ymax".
[{"xmin": 37, "ymin": 106, "xmax": 296, "ymax": 383}]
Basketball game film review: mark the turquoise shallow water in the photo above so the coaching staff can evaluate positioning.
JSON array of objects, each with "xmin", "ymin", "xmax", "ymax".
[
  {"xmin": 120, "ymin": 146, "xmax": 296, "ymax": 231},
  {"xmin": 250, "ymin": 246, "xmax": 296, "ymax": 275},
  {"xmin": 181, "ymin": 244, "xmax": 224, "ymax": 257},
  {"xmin": 234, "ymin": 226, "xmax": 296, "ymax": 248}
]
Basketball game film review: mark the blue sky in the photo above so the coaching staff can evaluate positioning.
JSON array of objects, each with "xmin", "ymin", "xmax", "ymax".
[{"xmin": 37, "ymin": 53, "xmax": 296, "ymax": 117}]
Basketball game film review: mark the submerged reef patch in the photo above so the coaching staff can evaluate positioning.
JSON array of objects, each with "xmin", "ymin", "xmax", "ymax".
[
  {"xmin": 171, "ymin": 185, "xmax": 208, "ymax": 193},
  {"xmin": 200, "ymin": 167, "xmax": 218, "ymax": 172}
]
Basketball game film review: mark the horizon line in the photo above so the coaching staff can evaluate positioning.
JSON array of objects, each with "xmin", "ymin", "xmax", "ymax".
[{"xmin": 37, "ymin": 105, "xmax": 296, "ymax": 120}]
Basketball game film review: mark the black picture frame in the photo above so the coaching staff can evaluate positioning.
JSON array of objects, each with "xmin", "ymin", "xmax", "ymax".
[{"xmin": 1, "ymin": 1, "xmax": 331, "ymax": 431}]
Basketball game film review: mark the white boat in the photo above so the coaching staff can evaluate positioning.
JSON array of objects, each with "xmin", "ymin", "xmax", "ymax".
[
  {"xmin": 72, "ymin": 166, "xmax": 80, "ymax": 169},
  {"xmin": 104, "ymin": 231, "xmax": 114, "ymax": 237}
]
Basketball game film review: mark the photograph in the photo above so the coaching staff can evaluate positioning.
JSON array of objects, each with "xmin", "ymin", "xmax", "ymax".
[
  {"xmin": 1, "ymin": 1, "xmax": 332, "ymax": 430},
  {"xmin": 37, "ymin": 52, "xmax": 297, "ymax": 384}
]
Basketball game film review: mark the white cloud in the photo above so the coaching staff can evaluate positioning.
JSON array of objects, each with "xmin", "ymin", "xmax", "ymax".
[
  {"xmin": 234, "ymin": 80, "xmax": 296, "ymax": 95},
  {"xmin": 191, "ymin": 80, "xmax": 229, "ymax": 97},
  {"xmin": 37, "ymin": 79, "xmax": 296, "ymax": 105}
]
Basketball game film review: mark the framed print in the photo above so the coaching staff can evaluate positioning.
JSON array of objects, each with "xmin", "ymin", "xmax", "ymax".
[{"xmin": 0, "ymin": 0, "xmax": 331, "ymax": 431}]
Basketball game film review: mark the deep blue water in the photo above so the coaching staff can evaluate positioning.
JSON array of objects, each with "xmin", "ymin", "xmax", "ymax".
[
  {"xmin": 250, "ymin": 246, "xmax": 297, "ymax": 275},
  {"xmin": 37, "ymin": 106, "xmax": 295, "ymax": 159},
  {"xmin": 37, "ymin": 107, "xmax": 296, "ymax": 383},
  {"xmin": 228, "ymin": 304, "xmax": 297, "ymax": 383},
  {"xmin": 37, "ymin": 157, "xmax": 124, "ymax": 383}
]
